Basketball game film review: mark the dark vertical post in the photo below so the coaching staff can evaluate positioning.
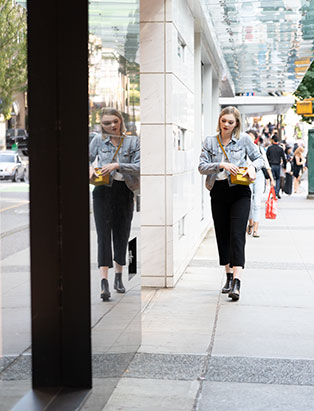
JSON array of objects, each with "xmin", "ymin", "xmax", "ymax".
[{"xmin": 28, "ymin": 0, "xmax": 91, "ymax": 388}]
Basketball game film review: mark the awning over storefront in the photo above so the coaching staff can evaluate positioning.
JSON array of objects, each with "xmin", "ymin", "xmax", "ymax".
[
  {"xmin": 219, "ymin": 95, "xmax": 295, "ymax": 115},
  {"xmin": 202, "ymin": 0, "xmax": 314, "ymax": 96}
]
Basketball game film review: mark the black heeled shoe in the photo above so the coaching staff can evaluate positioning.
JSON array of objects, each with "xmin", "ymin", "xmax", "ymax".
[
  {"xmin": 114, "ymin": 273, "xmax": 126, "ymax": 293},
  {"xmin": 228, "ymin": 278, "xmax": 241, "ymax": 301},
  {"xmin": 101, "ymin": 278, "xmax": 111, "ymax": 301},
  {"xmin": 222, "ymin": 273, "xmax": 233, "ymax": 294}
]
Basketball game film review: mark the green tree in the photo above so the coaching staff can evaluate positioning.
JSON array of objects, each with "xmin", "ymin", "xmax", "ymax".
[
  {"xmin": 0, "ymin": 0, "xmax": 27, "ymax": 120},
  {"xmin": 294, "ymin": 60, "xmax": 314, "ymax": 124}
]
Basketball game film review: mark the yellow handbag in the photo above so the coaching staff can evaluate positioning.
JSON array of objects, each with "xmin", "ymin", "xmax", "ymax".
[
  {"xmin": 216, "ymin": 135, "xmax": 251, "ymax": 186},
  {"xmin": 90, "ymin": 136, "xmax": 124, "ymax": 186},
  {"xmin": 90, "ymin": 167, "xmax": 110, "ymax": 186}
]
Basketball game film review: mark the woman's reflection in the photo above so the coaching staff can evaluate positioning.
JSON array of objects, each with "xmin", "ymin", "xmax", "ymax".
[{"xmin": 89, "ymin": 108, "xmax": 140, "ymax": 301}]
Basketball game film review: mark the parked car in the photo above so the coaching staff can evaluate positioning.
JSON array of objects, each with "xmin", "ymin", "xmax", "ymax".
[
  {"xmin": 0, "ymin": 150, "xmax": 27, "ymax": 182},
  {"xmin": 6, "ymin": 128, "xmax": 29, "ymax": 156}
]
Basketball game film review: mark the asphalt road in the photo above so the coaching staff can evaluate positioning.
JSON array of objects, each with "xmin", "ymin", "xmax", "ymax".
[{"xmin": 0, "ymin": 180, "xmax": 30, "ymax": 261}]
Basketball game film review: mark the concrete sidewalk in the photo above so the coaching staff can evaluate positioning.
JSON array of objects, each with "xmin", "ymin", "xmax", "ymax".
[{"xmin": 103, "ymin": 187, "xmax": 314, "ymax": 411}]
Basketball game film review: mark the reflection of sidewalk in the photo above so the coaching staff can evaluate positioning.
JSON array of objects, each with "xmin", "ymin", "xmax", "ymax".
[{"xmin": 104, "ymin": 191, "xmax": 314, "ymax": 410}]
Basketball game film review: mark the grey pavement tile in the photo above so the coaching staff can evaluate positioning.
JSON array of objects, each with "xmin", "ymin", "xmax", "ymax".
[
  {"xmin": 0, "ymin": 356, "xmax": 15, "ymax": 373},
  {"xmin": 103, "ymin": 378, "xmax": 199, "ymax": 411},
  {"xmin": 81, "ymin": 378, "xmax": 120, "ymax": 411},
  {"xmin": 0, "ymin": 265, "xmax": 30, "ymax": 273},
  {"xmin": 189, "ymin": 259, "xmax": 314, "ymax": 271},
  {"xmin": 0, "ymin": 355, "xmax": 31, "ymax": 381},
  {"xmin": 0, "ymin": 380, "xmax": 32, "ymax": 411},
  {"xmin": 126, "ymin": 353, "xmax": 206, "ymax": 380},
  {"xmin": 92, "ymin": 353, "xmax": 135, "ymax": 378},
  {"xmin": 206, "ymin": 356, "xmax": 314, "ymax": 385},
  {"xmin": 212, "ymin": 305, "xmax": 314, "ymax": 359},
  {"xmin": 198, "ymin": 381, "xmax": 314, "ymax": 411}
]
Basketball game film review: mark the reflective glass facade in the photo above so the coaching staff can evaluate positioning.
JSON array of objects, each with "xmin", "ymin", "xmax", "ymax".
[{"xmin": 202, "ymin": 0, "xmax": 314, "ymax": 95}]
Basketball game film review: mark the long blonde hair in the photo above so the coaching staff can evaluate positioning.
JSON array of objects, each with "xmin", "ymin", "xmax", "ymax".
[
  {"xmin": 217, "ymin": 106, "xmax": 241, "ymax": 139},
  {"xmin": 294, "ymin": 146, "xmax": 304, "ymax": 158},
  {"xmin": 100, "ymin": 107, "xmax": 126, "ymax": 136}
]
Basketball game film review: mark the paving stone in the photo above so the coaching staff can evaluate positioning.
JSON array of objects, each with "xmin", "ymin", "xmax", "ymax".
[
  {"xmin": 126, "ymin": 353, "xmax": 206, "ymax": 380},
  {"xmin": 205, "ymin": 356, "xmax": 314, "ymax": 386},
  {"xmin": 198, "ymin": 381, "xmax": 314, "ymax": 411}
]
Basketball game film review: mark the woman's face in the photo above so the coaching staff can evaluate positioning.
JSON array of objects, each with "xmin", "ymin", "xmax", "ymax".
[
  {"xmin": 101, "ymin": 114, "xmax": 121, "ymax": 136},
  {"xmin": 219, "ymin": 114, "xmax": 237, "ymax": 135}
]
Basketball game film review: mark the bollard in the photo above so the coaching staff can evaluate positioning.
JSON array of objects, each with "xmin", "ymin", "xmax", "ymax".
[{"xmin": 308, "ymin": 129, "xmax": 314, "ymax": 199}]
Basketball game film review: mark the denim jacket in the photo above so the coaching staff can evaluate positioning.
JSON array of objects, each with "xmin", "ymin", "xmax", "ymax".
[
  {"xmin": 198, "ymin": 132, "xmax": 265, "ymax": 191},
  {"xmin": 89, "ymin": 133, "xmax": 140, "ymax": 192}
]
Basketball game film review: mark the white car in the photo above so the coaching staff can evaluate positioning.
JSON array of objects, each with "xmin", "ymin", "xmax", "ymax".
[{"xmin": 0, "ymin": 151, "xmax": 27, "ymax": 182}]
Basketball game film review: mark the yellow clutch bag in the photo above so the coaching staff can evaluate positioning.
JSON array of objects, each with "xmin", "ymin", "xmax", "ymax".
[
  {"xmin": 230, "ymin": 167, "xmax": 251, "ymax": 185},
  {"xmin": 90, "ymin": 168, "xmax": 110, "ymax": 186}
]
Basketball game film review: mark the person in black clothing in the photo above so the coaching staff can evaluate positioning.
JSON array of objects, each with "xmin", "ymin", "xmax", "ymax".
[{"xmin": 266, "ymin": 135, "xmax": 286, "ymax": 198}]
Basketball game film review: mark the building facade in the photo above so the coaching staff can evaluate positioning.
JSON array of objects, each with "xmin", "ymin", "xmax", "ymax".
[{"xmin": 140, "ymin": 0, "xmax": 234, "ymax": 287}]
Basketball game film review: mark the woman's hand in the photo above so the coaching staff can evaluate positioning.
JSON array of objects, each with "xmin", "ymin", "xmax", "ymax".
[
  {"xmin": 89, "ymin": 166, "xmax": 96, "ymax": 179},
  {"xmin": 243, "ymin": 164, "xmax": 256, "ymax": 181},
  {"xmin": 100, "ymin": 162, "xmax": 119, "ymax": 175},
  {"xmin": 220, "ymin": 162, "xmax": 239, "ymax": 176},
  {"xmin": 270, "ymin": 178, "xmax": 275, "ymax": 187}
]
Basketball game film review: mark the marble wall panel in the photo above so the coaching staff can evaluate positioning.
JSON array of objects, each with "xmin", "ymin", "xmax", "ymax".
[
  {"xmin": 165, "ymin": 73, "xmax": 194, "ymax": 131},
  {"xmin": 140, "ymin": 22, "xmax": 164, "ymax": 73},
  {"xmin": 141, "ymin": 124, "xmax": 165, "ymax": 175},
  {"xmin": 141, "ymin": 175, "xmax": 166, "ymax": 226},
  {"xmin": 165, "ymin": 125, "xmax": 194, "ymax": 175},
  {"xmin": 141, "ymin": 0, "xmax": 164, "ymax": 22},
  {"xmin": 140, "ymin": 73, "xmax": 165, "ymax": 124},
  {"xmin": 166, "ymin": 0, "xmax": 194, "ymax": 51},
  {"xmin": 166, "ymin": 23, "xmax": 194, "ymax": 92},
  {"xmin": 171, "ymin": 171, "xmax": 195, "ymax": 225},
  {"xmin": 141, "ymin": 226, "xmax": 166, "ymax": 277}
]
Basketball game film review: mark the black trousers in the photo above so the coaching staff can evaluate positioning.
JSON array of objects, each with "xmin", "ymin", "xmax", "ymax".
[
  {"xmin": 93, "ymin": 181, "xmax": 134, "ymax": 268},
  {"xmin": 210, "ymin": 179, "xmax": 251, "ymax": 268}
]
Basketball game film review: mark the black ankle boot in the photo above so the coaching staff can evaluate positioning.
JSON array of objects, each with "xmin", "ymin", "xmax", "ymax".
[
  {"xmin": 101, "ymin": 278, "xmax": 111, "ymax": 301},
  {"xmin": 114, "ymin": 273, "xmax": 125, "ymax": 293},
  {"xmin": 222, "ymin": 273, "xmax": 233, "ymax": 294},
  {"xmin": 228, "ymin": 278, "xmax": 241, "ymax": 301}
]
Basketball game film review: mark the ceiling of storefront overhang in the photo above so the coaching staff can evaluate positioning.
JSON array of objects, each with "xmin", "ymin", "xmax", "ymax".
[
  {"xmin": 89, "ymin": 0, "xmax": 140, "ymax": 63},
  {"xmin": 201, "ymin": 0, "xmax": 314, "ymax": 96}
]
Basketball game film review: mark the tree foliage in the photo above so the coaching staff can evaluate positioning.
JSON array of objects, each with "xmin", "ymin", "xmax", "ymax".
[
  {"xmin": 294, "ymin": 60, "xmax": 314, "ymax": 124},
  {"xmin": 0, "ymin": 0, "xmax": 27, "ymax": 120}
]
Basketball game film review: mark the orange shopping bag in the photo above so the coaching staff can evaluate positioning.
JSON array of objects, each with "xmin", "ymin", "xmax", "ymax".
[{"xmin": 265, "ymin": 187, "xmax": 277, "ymax": 219}]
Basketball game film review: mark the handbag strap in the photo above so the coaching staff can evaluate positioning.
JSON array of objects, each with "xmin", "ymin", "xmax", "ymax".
[
  {"xmin": 111, "ymin": 135, "xmax": 125, "ymax": 163},
  {"xmin": 216, "ymin": 135, "xmax": 229, "ymax": 162}
]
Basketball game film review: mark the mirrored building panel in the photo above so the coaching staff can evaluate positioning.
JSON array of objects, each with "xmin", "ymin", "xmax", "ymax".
[{"xmin": 86, "ymin": 1, "xmax": 141, "ymax": 407}]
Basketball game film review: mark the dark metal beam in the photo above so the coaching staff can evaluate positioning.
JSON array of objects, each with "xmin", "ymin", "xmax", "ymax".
[{"xmin": 28, "ymin": 0, "xmax": 91, "ymax": 388}]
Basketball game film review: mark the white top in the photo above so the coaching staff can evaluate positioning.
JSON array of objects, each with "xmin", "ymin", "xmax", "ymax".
[
  {"xmin": 113, "ymin": 170, "xmax": 125, "ymax": 181},
  {"xmin": 216, "ymin": 151, "xmax": 228, "ymax": 180}
]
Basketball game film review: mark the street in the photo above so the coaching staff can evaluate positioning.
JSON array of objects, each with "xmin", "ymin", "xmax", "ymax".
[{"xmin": 0, "ymin": 181, "xmax": 29, "ymax": 261}]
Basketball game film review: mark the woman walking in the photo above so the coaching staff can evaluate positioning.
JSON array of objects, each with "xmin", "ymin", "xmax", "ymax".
[
  {"xmin": 246, "ymin": 132, "xmax": 275, "ymax": 238},
  {"xmin": 292, "ymin": 146, "xmax": 305, "ymax": 194},
  {"xmin": 89, "ymin": 108, "xmax": 140, "ymax": 301},
  {"xmin": 198, "ymin": 107, "xmax": 264, "ymax": 301}
]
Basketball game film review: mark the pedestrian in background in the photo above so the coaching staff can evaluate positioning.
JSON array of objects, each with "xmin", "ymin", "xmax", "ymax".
[
  {"xmin": 89, "ymin": 108, "xmax": 140, "ymax": 301},
  {"xmin": 266, "ymin": 135, "xmax": 286, "ymax": 198},
  {"xmin": 246, "ymin": 131, "xmax": 275, "ymax": 238},
  {"xmin": 283, "ymin": 145, "xmax": 293, "ymax": 195},
  {"xmin": 199, "ymin": 106, "xmax": 264, "ymax": 301},
  {"xmin": 293, "ymin": 146, "xmax": 305, "ymax": 194}
]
